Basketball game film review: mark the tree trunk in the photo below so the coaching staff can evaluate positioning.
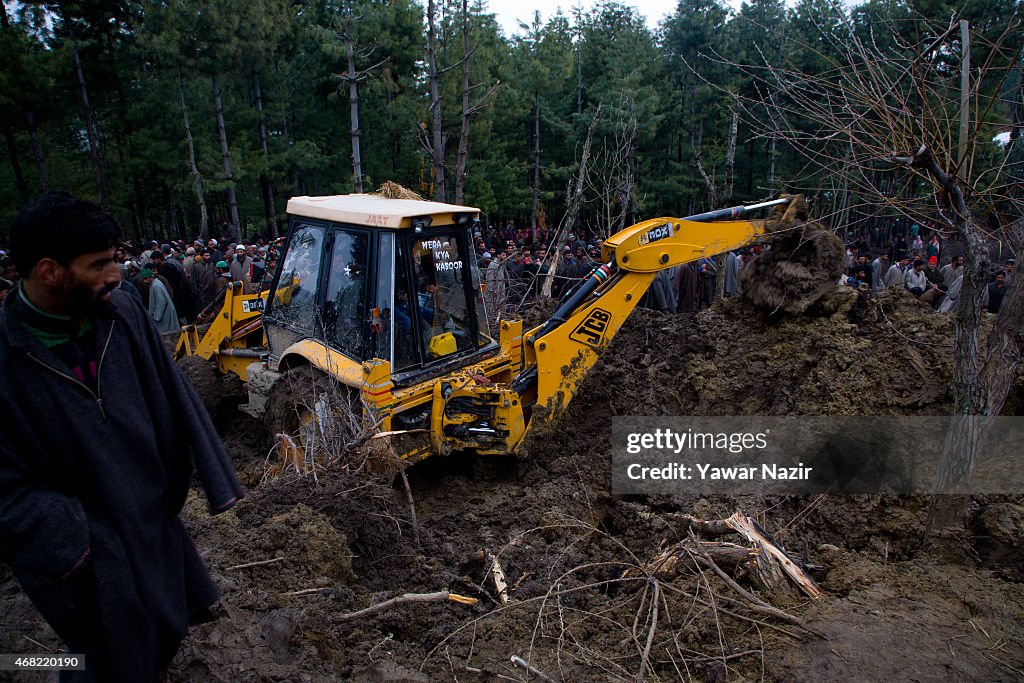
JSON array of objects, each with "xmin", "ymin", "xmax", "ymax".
[
  {"xmin": 25, "ymin": 109, "xmax": 48, "ymax": 191},
  {"xmin": 212, "ymin": 70, "xmax": 241, "ymax": 237},
  {"xmin": 454, "ymin": 0, "xmax": 471, "ymax": 204},
  {"xmin": 254, "ymin": 70, "xmax": 279, "ymax": 236},
  {"xmin": 69, "ymin": 24, "xmax": 105, "ymax": 206},
  {"xmin": 178, "ymin": 69, "xmax": 208, "ymax": 240},
  {"xmin": 530, "ymin": 94, "xmax": 541, "ymax": 231},
  {"xmin": 426, "ymin": 0, "xmax": 446, "ymax": 202},
  {"xmin": 343, "ymin": 27, "xmax": 364, "ymax": 194},
  {"xmin": 724, "ymin": 96, "xmax": 738, "ymax": 204},
  {"xmin": 927, "ymin": 196, "xmax": 1022, "ymax": 539}
]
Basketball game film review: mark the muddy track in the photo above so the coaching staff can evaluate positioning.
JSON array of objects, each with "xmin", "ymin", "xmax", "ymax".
[{"xmin": 2, "ymin": 289, "xmax": 1022, "ymax": 682}]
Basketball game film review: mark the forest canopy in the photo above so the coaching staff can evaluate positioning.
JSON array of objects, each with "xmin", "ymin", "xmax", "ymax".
[{"xmin": 0, "ymin": 0, "xmax": 1020, "ymax": 241}]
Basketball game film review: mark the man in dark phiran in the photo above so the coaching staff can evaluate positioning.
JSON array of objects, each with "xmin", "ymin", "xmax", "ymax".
[{"xmin": 0, "ymin": 191, "xmax": 244, "ymax": 681}]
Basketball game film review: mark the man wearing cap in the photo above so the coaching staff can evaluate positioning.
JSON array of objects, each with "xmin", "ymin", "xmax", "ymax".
[
  {"xmin": 141, "ymin": 267, "xmax": 179, "ymax": 333},
  {"xmin": 0, "ymin": 191, "xmax": 243, "ymax": 680},
  {"xmin": 229, "ymin": 245, "xmax": 254, "ymax": 293},
  {"xmin": 206, "ymin": 238, "xmax": 222, "ymax": 265},
  {"xmin": 924, "ymin": 255, "xmax": 942, "ymax": 288},
  {"xmin": 212, "ymin": 259, "xmax": 232, "ymax": 300}
]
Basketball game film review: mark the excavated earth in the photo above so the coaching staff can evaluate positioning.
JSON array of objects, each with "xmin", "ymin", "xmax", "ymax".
[{"xmin": 3, "ymin": 287, "xmax": 1023, "ymax": 682}]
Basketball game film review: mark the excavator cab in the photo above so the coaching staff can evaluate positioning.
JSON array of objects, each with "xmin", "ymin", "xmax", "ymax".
[{"xmin": 262, "ymin": 195, "xmax": 497, "ymax": 387}]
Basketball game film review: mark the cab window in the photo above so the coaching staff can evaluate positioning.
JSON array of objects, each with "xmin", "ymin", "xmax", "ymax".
[
  {"xmin": 268, "ymin": 223, "xmax": 324, "ymax": 334},
  {"xmin": 323, "ymin": 230, "xmax": 369, "ymax": 360},
  {"xmin": 413, "ymin": 234, "xmax": 476, "ymax": 362},
  {"xmin": 368, "ymin": 233, "xmax": 394, "ymax": 363}
]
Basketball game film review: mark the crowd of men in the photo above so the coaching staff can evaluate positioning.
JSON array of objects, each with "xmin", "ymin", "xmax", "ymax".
[
  {"xmin": 839, "ymin": 230, "xmax": 1014, "ymax": 314},
  {"xmin": 472, "ymin": 219, "xmax": 1016, "ymax": 318},
  {"xmin": 473, "ymin": 220, "xmax": 768, "ymax": 315},
  {"xmin": 1, "ymin": 216, "xmax": 1015, "ymax": 329},
  {"xmin": 1, "ymin": 229, "xmax": 284, "ymax": 332}
]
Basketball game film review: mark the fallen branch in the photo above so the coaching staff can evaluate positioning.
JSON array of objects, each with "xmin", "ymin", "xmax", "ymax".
[
  {"xmin": 691, "ymin": 552, "xmax": 815, "ymax": 632},
  {"xmin": 641, "ymin": 541, "xmax": 755, "ymax": 580},
  {"xmin": 338, "ymin": 591, "xmax": 478, "ymax": 621},
  {"xmin": 226, "ymin": 557, "xmax": 285, "ymax": 571},
  {"xmin": 636, "ymin": 578, "xmax": 660, "ymax": 683},
  {"xmin": 281, "ymin": 587, "xmax": 333, "ymax": 597},
  {"xmin": 676, "ymin": 515, "xmax": 734, "ymax": 537},
  {"xmin": 685, "ymin": 649, "xmax": 763, "ymax": 663}
]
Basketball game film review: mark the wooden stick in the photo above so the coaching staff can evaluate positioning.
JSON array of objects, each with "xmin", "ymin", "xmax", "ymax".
[
  {"xmin": 677, "ymin": 515, "xmax": 734, "ymax": 536},
  {"xmin": 685, "ymin": 649, "xmax": 763, "ymax": 663},
  {"xmin": 281, "ymin": 587, "xmax": 332, "ymax": 597},
  {"xmin": 397, "ymin": 467, "xmax": 420, "ymax": 549},
  {"xmin": 510, "ymin": 655, "xmax": 555, "ymax": 682},
  {"xmin": 692, "ymin": 555, "xmax": 812, "ymax": 631},
  {"xmin": 636, "ymin": 578, "xmax": 660, "ymax": 683},
  {"xmin": 226, "ymin": 557, "xmax": 285, "ymax": 571},
  {"xmin": 338, "ymin": 591, "xmax": 478, "ymax": 621}
]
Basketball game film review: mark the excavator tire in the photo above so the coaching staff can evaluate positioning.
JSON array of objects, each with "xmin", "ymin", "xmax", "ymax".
[
  {"xmin": 740, "ymin": 219, "xmax": 845, "ymax": 314},
  {"xmin": 263, "ymin": 365, "xmax": 371, "ymax": 472}
]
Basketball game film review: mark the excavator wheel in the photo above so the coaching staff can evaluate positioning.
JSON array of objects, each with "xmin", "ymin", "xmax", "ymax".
[{"xmin": 263, "ymin": 365, "xmax": 363, "ymax": 474}]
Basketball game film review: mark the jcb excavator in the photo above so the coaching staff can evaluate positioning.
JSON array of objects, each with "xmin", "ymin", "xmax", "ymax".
[{"xmin": 177, "ymin": 192, "xmax": 809, "ymax": 463}]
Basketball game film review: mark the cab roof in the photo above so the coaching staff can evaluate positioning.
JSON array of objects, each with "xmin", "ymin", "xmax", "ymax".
[{"xmin": 287, "ymin": 194, "xmax": 480, "ymax": 229}]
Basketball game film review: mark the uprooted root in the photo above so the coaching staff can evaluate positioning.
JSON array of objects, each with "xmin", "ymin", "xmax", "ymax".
[{"xmin": 420, "ymin": 514, "xmax": 819, "ymax": 681}]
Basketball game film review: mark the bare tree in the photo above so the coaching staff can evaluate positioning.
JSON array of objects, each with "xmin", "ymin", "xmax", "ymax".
[
  {"xmin": 726, "ymin": 7, "xmax": 1024, "ymax": 534},
  {"xmin": 423, "ymin": 0, "xmax": 447, "ymax": 202},
  {"xmin": 177, "ymin": 67, "xmax": 209, "ymax": 239},
  {"xmin": 586, "ymin": 99, "xmax": 638, "ymax": 238},
  {"xmin": 453, "ymin": 0, "xmax": 498, "ymax": 205},
  {"xmin": 328, "ymin": 0, "xmax": 386, "ymax": 195}
]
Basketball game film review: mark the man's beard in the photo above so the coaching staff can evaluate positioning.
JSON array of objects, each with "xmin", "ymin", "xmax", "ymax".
[{"xmin": 63, "ymin": 275, "xmax": 118, "ymax": 316}]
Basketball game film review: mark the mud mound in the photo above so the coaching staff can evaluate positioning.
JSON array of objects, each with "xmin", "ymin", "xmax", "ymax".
[
  {"xmin": 740, "ymin": 220, "xmax": 846, "ymax": 314},
  {"xmin": 548, "ymin": 286, "xmax": 955, "ymax": 427}
]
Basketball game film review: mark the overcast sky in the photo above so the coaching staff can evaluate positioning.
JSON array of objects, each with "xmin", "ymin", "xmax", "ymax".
[{"xmin": 485, "ymin": 0, "xmax": 682, "ymax": 37}]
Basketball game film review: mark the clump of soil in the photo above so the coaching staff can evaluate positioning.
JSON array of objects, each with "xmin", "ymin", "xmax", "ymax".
[{"xmin": 741, "ymin": 220, "xmax": 846, "ymax": 314}]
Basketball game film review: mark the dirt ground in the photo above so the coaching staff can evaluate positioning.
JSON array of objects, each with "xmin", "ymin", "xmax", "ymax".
[{"xmin": 2, "ymin": 287, "xmax": 1023, "ymax": 682}]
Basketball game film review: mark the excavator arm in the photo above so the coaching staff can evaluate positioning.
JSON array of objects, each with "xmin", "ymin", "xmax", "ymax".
[{"xmin": 517, "ymin": 196, "xmax": 805, "ymax": 429}]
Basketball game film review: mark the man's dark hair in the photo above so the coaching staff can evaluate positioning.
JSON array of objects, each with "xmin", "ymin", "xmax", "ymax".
[
  {"xmin": 914, "ymin": 258, "xmax": 924, "ymax": 268},
  {"xmin": 9, "ymin": 191, "xmax": 121, "ymax": 274}
]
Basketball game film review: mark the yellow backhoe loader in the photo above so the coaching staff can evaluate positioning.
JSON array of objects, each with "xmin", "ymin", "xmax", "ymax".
[{"xmin": 177, "ymin": 192, "xmax": 814, "ymax": 464}]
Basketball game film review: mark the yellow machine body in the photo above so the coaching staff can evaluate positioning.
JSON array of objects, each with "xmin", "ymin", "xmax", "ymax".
[
  {"xmin": 178, "ymin": 193, "xmax": 801, "ymax": 463},
  {"xmin": 175, "ymin": 282, "xmax": 268, "ymax": 379}
]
